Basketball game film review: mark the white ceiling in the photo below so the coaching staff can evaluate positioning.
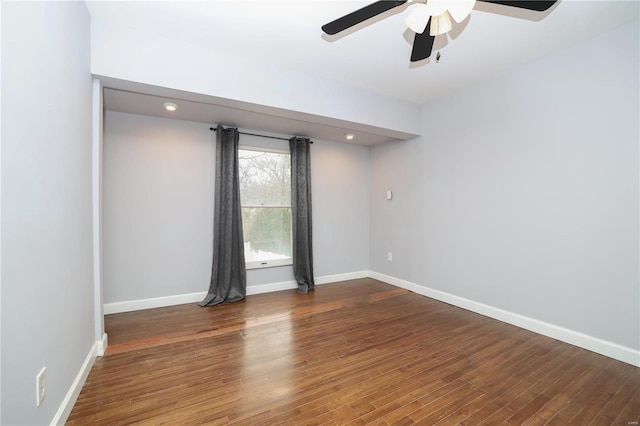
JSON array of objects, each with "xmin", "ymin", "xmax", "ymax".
[{"xmin": 89, "ymin": 0, "xmax": 639, "ymax": 143}]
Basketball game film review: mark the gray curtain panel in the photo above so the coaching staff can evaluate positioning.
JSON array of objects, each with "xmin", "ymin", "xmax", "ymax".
[
  {"xmin": 289, "ymin": 137, "xmax": 315, "ymax": 293},
  {"xmin": 200, "ymin": 125, "xmax": 247, "ymax": 306}
]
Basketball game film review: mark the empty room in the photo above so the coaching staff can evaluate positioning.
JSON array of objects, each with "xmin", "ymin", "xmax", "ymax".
[{"xmin": 1, "ymin": 0, "xmax": 639, "ymax": 425}]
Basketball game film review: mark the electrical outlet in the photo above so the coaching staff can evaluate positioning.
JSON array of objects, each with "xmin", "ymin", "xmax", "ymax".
[
  {"xmin": 387, "ymin": 251, "xmax": 393, "ymax": 262},
  {"xmin": 36, "ymin": 367, "xmax": 46, "ymax": 407}
]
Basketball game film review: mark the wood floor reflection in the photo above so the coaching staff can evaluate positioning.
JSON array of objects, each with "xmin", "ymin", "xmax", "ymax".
[{"xmin": 68, "ymin": 278, "xmax": 639, "ymax": 425}]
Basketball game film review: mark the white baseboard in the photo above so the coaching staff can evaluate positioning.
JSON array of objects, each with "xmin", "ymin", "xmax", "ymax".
[
  {"xmin": 51, "ymin": 339, "xmax": 101, "ymax": 425},
  {"xmin": 315, "ymin": 270, "xmax": 368, "ymax": 285},
  {"xmin": 104, "ymin": 291, "xmax": 207, "ymax": 314},
  {"xmin": 246, "ymin": 279, "xmax": 298, "ymax": 295},
  {"xmin": 368, "ymin": 271, "xmax": 640, "ymax": 367},
  {"xmin": 96, "ymin": 333, "xmax": 108, "ymax": 357},
  {"xmin": 104, "ymin": 271, "xmax": 370, "ymax": 314}
]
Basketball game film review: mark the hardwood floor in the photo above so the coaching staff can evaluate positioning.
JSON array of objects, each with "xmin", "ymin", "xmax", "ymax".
[{"xmin": 68, "ymin": 279, "xmax": 639, "ymax": 425}]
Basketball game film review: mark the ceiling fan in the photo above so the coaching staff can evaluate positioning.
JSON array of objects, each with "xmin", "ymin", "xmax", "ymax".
[{"xmin": 321, "ymin": 0, "xmax": 557, "ymax": 62}]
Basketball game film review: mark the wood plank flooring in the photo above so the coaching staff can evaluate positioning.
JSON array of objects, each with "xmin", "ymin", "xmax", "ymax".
[{"xmin": 68, "ymin": 279, "xmax": 639, "ymax": 425}]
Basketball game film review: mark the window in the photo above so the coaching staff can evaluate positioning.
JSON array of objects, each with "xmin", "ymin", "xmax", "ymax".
[{"xmin": 238, "ymin": 147, "xmax": 292, "ymax": 268}]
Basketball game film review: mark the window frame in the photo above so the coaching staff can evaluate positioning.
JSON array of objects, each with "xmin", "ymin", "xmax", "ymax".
[{"xmin": 238, "ymin": 145, "xmax": 293, "ymax": 270}]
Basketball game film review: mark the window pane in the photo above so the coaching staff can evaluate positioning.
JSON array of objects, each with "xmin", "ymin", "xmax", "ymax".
[
  {"xmin": 239, "ymin": 150, "xmax": 291, "ymax": 206},
  {"xmin": 242, "ymin": 207, "xmax": 292, "ymax": 262}
]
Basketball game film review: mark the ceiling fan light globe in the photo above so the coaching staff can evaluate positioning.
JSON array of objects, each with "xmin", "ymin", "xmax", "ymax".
[
  {"xmin": 424, "ymin": 0, "xmax": 449, "ymax": 17},
  {"xmin": 447, "ymin": 0, "xmax": 476, "ymax": 23},
  {"xmin": 405, "ymin": 3, "xmax": 431, "ymax": 34},
  {"xmin": 429, "ymin": 11, "xmax": 452, "ymax": 36}
]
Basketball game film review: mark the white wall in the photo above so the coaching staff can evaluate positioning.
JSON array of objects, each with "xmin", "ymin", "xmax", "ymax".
[
  {"xmin": 91, "ymin": 21, "xmax": 421, "ymax": 140},
  {"xmin": 370, "ymin": 21, "xmax": 640, "ymax": 360},
  {"xmin": 103, "ymin": 112, "xmax": 370, "ymax": 304},
  {"xmin": 1, "ymin": 2, "xmax": 95, "ymax": 424}
]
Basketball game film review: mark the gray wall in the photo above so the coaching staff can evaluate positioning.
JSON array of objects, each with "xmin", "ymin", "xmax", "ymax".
[
  {"xmin": 312, "ymin": 139, "xmax": 370, "ymax": 276},
  {"xmin": 370, "ymin": 21, "xmax": 639, "ymax": 351},
  {"xmin": 1, "ymin": 2, "xmax": 95, "ymax": 424},
  {"xmin": 103, "ymin": 112, "xmax": 370, "ymax": 303},
  {"xmin": 103, "ymin": 112, "xmax": 213, "ymax": 303}
]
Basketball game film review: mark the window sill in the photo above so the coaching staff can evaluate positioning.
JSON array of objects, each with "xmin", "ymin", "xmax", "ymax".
[{"xmin": 245, "ymin": 260, "xmax": 293, "ymax": 270}]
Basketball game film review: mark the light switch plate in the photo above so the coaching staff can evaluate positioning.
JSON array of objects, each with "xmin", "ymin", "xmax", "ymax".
[{"xmin": 36, "ymin": 367, "xmax": 46, "ymax": 407}]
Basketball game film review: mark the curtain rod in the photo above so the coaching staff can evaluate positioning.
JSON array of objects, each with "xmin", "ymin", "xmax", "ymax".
[{"xmin": 209, "ymin": 127, "xmax": 313, "ymax": 143}]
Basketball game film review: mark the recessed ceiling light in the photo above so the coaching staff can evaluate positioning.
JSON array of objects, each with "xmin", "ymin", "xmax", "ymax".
[
  {"xmin": 163, "ymin": 102, "xmax": 178, "ymax": 112},
  {"xmin": 345, "ymin": 133, "xmax": 355, "ymax": 140}
]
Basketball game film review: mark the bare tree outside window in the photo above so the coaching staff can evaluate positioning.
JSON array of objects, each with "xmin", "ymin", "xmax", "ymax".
[{"xmin": 238, "ymin": 148, "xmax": 292, "ymax": 267}]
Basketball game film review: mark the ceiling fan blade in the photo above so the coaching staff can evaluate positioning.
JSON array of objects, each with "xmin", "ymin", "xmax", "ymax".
[
  {"xmin": 477, "ymin": 0, "xmax": 557, "ymax": 12},
  {"xmin": 322, "ymin": 1, "xmax": 408, "ymax": 35},
  {"xmin": 410, "ymin": 21, "xmax": 435, "ymax": 62}
]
